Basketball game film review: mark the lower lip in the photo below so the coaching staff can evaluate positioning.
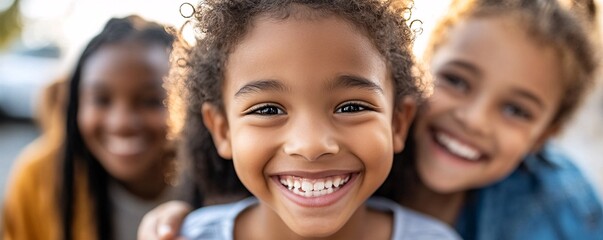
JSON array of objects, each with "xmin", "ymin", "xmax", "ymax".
[
  {"xmin": 272, "ymin": 174, "xmax": 358, "ymax": 208},
  {"xmin": 106, "ymin": 149, "xmax": 149, "ymax": 164},
  {"xmin": 108, "ymin": 151, "xmax": 145, "ymax": 159},
  {"xmin": 428, "ymin": 131, "xmax": 484, "ymax": 167}
]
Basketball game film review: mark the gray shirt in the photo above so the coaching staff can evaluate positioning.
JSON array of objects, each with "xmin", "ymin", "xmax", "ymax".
[
  {"xmin": 181, "ymin": 197, "xmax": 460, "ymax": 240},
  {"xmin": 109, "ymin": 181, "xmax": 176, "ymax": 240}
]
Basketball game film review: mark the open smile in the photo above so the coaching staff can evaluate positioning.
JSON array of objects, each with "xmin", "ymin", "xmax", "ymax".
[
  {"xmin": 105, "ymin": 135, "xmax": 148, "ymax": 157},
  {"xmin": 272, "ymin": 172, "xmax": 359, "ymax": 207},
  {"xmin": 430, "ymin": 127, "xmax": 489, "ymax": 162},
  {"xmin": 279, "ymin": 174, "xmax": 351, "ymax": 197}
]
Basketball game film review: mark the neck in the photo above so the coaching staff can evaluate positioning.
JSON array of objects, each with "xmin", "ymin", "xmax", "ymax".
[
  {"xmin": 236, "ymin": 203, "xmax": 392, "ymax": 240},
  {"xmin": 117, "ymin": 160, "xmax": 169, "ymax": 200},
  {"xmin": 400, "ymin": 181, "xmax": 466, "ymax": 226}
]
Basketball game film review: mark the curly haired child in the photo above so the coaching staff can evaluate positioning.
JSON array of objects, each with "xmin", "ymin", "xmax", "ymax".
[{"xmin": 164, "ymin": 0, "xmax": 459, "ymax": 239}]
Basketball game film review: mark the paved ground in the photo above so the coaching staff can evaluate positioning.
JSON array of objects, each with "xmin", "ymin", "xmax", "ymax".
[{"xmin": 0, "ymin": 119, "xmax": 39, "ymax": 203}]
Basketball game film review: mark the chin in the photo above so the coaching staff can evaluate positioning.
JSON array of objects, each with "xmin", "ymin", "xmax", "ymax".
[
  {"xmin": 287, "ymin": 220, "xmax": 344, "ymax": 238},
  {"xmin": 109, "ymin": 168, "xmax": 145, "ymax": 183},
  {"xmin": 293, "ymin": 228, "xmax": 337, "ymax": 238},
  {"xmin": 419, "ymin": 172, "xmax": 466, "ymax": 194}
]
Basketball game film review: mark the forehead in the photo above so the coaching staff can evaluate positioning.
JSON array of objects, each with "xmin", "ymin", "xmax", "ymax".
[
  {"xmin": 432, "ymin": 17, "xmax": 563, "ymax": 102},
  {"xmin": 224, "ymin": 13, "xmax": 390, "ymax": 95},
  {"xmin": 81, "ymin": 43, "xmax": 169, "ymax": 88}
]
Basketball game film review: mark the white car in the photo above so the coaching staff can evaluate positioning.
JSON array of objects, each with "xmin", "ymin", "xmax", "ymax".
[{"xmin": 0, "ymin": 45, "xmax": 62, "ymax": 119}]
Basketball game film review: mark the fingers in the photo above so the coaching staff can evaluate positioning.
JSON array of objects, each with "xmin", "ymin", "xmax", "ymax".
[
  {"xmin": 157, "ymin": 224, "xmax": 174, "ymax": 239},
  {"xmin": 138, "ymin": 209, "xmax": 160, "ymax": 240},
  {"xmin": 138, "ymin": 200, "xmax": 193, "ymax": 240},
  {"xmin": 157, "ymin": 201, "xmax": 193, "ymax": 240}
]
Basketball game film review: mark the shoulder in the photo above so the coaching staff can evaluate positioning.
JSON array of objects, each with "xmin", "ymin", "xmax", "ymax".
[
  {"xmin": 524, "ymin": 144, "xmax": 601, "ymax": 213},
  {"xmin": 180, "ymin": 197, "xmax": 257, "ymax": 240},
  {"xmin": 2, "ymin": 139, "xmax": 62, "ymax": 240},
  {"xmin": 367, "ymin": 197, "xmax": 461, "ymax": 240},
  {"xmin": 5, "ymin": 139, "xmax": 59, "ymax": 195},
  {"xmin": 479, "ymin": 143, "xmax": 603, "ymax": 237}
]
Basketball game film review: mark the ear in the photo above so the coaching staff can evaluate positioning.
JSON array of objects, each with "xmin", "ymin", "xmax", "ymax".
[
  {"xmin": 201, "ymin": 103, "xmax": 233, "ymax": 159},
  {"xmin": 531, "ymin": 124, "xmax": 561, "ymax": 152},
  {"xmin": 392, "ymin": 96, "xmax": 417, "ymax": 153}
]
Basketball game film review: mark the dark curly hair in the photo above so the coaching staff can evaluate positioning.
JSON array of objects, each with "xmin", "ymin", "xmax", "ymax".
[
  {"xmin": 167, "ymin": 0, "xmax": 423, "ymax": 206},
  {"xmin": 61, "ymin": 15, "xmax": 174, "ymax": 240}
]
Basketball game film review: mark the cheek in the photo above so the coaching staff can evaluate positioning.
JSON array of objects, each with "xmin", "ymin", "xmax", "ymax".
[
  {"xmin": 77, "ymin": 105, "xmax": 101, "ymax": 139},
  {"xmin": 345, "ymin": 120, "xmax": 394, "ymax": 177},
  {"xmin": 486, "ymin": 128, "xmax": 540, "ymax": 181},
  {"xmin": 230, "ymin": 126, "xmax": 278, "ymax": 189},
  {"xmin": 414, "ymin": 92, "xmax": 452, "ymax": 129},
  {"xmin": 146, "ymin": 110, "xmax": 169, "ymax": 137},
  {"xmin": 231, "ymin": 126, "xmax": 276, "ymax": 160}
]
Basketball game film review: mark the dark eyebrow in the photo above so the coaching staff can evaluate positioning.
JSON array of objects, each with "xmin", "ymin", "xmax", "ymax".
[
  {"xmin": 81, "ymin": 80, "xmax": 107, "ymax": 91},
  {"xmin": 234, "ymin": 79, "xmax": 288, "ymax": 97},
  {"xmin": 83, "ymin": 79, "xmax": 163, "ymax": 91},
  {"xmin": 329, "ymin": 75, "xmax": 384, "ymax": 94},
  {"xmin": 446, "ymin": 60, "xmax": 482, "ymax": 78},
  {"xmin": 512, "ymin": 88, "xmax": 546, "ymax": 109}
]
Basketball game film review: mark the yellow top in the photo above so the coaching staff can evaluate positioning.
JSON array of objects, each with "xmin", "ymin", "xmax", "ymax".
[
  {"xmin": 1, "ymin": 135, "xmax": 97, "ymax": 240},
  {"xmin": 2, "ymin": 79, "xmax": 96, "ymax": 240}
]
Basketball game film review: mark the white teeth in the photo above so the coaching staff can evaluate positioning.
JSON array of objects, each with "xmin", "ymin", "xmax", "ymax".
[
  {"xmin": 301, "ymin": 182, "xmax": 313, "ymax": 192},
  {"xmin": 313, "ymin": 182, "xmax": 324, "ymax": 191},
  {"xmin": 436, "ymin": 132, "xmax": 481, "ymax": 160},
  {"xmin": 287, "ymin": 178, "xmax": 293, "ymax": 188},
  {"xmin": 325, "ymin": 179, "xmax": 333, "ymax": 189},
  {"xmin": 333, "ymin": 176, "xmax": 341, "ymax": 188},
  {"xmin": 278, "ymin": 174, "xmax": 352, "ymax": 198},
  {"xmin": 106, "ymin": 136, "xmax": 146, "ymax": 156}
]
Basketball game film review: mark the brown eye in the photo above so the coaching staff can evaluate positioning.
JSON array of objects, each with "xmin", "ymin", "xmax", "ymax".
[
  {"xmin": 335, "ymin": 102, "xmax": 372, "ymax": 113},
  {"xmin": 142, "ymin": 96, "xmax": 164, "ymax": 108},
  {"xmin": 92, "ymin": 95, "xmax": 111, "ymax": 107},
  {"xmin": 502, "ymin": 103, "xmax": 532, "ymax": 121},
  {"xmin": 440, "ymin": 73, "xmax": 470, "ymax": 93},
  {"xmin": 247, "ymin": 104, "xmax": 285, "ymax": 116}
]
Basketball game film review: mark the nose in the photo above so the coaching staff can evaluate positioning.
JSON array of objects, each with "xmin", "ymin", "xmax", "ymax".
[
  {"xmin": 283, "ymin": 116, "xmax": 340, "ymax": 161},
  {"xmin": 452, "ymin": 96, "xmax": 492, "ymax": 136},
  {"xmin": 106, "ymin": 103, "xmax": 140, "ymax": 135}
]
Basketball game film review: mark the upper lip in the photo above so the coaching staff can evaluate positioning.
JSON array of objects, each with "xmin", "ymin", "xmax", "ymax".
[{"xmin": 270, "ymin": 170, "xmax": 359, "ymax": 179}]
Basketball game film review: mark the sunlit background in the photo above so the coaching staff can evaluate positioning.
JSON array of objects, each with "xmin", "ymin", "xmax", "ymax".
[
  {"xmin": 0, "ymin": 0, "xmax": 449, "ymax": 121},
  {"xmin": 1, "ymin": 0, "xmax": 603, "ymax": 203}
]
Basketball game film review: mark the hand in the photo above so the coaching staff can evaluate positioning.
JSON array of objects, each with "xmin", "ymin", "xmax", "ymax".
[{"xmin": 138, "ymin": 200, "xmax": 193, "ymax": 240}]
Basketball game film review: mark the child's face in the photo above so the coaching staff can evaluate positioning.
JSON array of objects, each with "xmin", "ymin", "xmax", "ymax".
[
  {"xmin": 414, "ymin": 17, "xmax": 563, "ymax": 193},
  {"xmin": 78, "ymin": 43, "xmax": 170, "ymax": 184},
  {"xmin": 203, "ymin": 15, "xmax": 414, "ymax": 237}
]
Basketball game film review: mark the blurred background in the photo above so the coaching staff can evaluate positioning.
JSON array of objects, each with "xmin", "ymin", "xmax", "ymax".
[
  {"xmin": 0, "ymin": 0, "xmax": 191, "ymax": 201},
  {"xmin": 1, "ymin": 0, "xmax": 602, "ymax": 203}
]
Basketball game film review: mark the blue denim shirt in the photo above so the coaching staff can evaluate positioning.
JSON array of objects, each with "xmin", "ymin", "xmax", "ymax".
[{"xmin": 456, "ymin": 143, "xmax": 603, "ymax": 240}]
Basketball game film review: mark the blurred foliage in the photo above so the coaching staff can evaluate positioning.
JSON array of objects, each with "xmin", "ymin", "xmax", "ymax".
[{"xmin": 0, "ymin": 0, "xmax": 21, "ymax": 50}]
